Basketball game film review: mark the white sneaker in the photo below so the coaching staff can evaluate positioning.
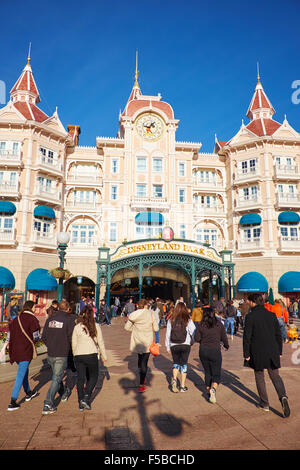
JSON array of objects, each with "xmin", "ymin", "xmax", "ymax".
[{"xmin": 209, "ymin": 387, "xmax": 217, "ymax": 404}]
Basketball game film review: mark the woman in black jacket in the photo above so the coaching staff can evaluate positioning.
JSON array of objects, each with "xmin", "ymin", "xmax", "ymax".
[
  {"xmin": 194, "ymin": 308, "xmax": 229, "ymax": 404},
  {"xmin": 243, "ymin": 293, "xmax": 290, "ymax": 417}
]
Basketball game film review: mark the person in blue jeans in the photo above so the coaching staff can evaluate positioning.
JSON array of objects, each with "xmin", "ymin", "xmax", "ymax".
[
  {"xmin": 7, "ymin": 301, "xmax": 41, "ymax": 411},
  {"xmin": 41, "ymin": 299, "xmax": 75, "ymax": 415},
  {"xmin": 225, "ymin": 300, "xmax": 237, "ymax": 339}
]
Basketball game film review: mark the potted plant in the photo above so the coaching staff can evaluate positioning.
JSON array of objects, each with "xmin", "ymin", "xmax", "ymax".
[{"xmin": 49, "ymin": 267, "xmax": 65, "ymax": 279}]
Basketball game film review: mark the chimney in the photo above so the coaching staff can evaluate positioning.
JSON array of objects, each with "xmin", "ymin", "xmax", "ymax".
[{"xmin": 67, "ymin": 125, "xmax": 81, "ymax": 146}]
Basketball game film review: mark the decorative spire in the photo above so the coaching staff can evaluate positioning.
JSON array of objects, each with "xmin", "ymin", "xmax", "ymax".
[
  {"xmin": 246, "ymin": 69, "xmax": 275, "ymax": 121},
  {"xmin": 134, "ymin": 50, "xmax": 140, "ymax": 89},
  {"xmin": 256, "ymin": 61, "xmax": 260, "ymax": 83},
  {"xmin": 27, "ymin": 42, "xmax": 32, "ymax": 66},
  {"xmin": 10, "ymin": 48, "xmax": 41, "ymax": 104}
]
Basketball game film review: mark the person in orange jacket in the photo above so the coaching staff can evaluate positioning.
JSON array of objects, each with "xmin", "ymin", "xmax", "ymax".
[{"xmin": 272, "ymin": 299, "xmax": 289, "ymax": 343}]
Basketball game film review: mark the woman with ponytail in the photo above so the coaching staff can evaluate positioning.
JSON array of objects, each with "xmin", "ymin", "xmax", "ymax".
[
  {"xmin": 194, "ymin": 307, "xmax": 229, "ymax": 404},
  {"xmin": 72, "ymin": 306, "xmax": 107, "ymax": 411}
]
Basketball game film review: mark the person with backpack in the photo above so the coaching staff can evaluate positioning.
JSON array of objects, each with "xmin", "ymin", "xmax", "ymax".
[
  {"xmin": 41, "ymin": 299, "xmax": 75, "ymax": 415},
  {"xmin": 165, "ymin": 302, "xmax": 196, "ymax": 393},
  {"xmin": 194, "ymin": 307, "xmax": 229, "ymax": 404}
]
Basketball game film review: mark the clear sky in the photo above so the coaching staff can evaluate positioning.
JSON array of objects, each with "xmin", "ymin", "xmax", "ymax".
[{"xmin": 1, "ymin": 0, "xmax": 300, "ymax": 152}]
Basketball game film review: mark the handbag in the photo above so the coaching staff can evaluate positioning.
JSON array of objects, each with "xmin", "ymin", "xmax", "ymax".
[
  {"xmin": 149, "ymin": 342, "xmax": 160, "ymax": 356},
  {"xmin": 18, "ymin": 316, "xmax": 37, "ymax": 360}
]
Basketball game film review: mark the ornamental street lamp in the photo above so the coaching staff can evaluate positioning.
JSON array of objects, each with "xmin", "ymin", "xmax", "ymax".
[{"xmin": 57, "ymin": 231, "xmax": 70, "ymax": 302}]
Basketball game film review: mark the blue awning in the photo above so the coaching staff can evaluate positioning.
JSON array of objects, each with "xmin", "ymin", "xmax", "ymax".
[
  {"xmin": 34, "ymin": 206, "xmax": 56, "ymax": 220},
  {"xmin": 135, "ymin": 212, "xmax": 164, "ymax": 225},
  {"xmin": 278, "ymin": 271, "xmax": 300, "ymax": 293},
  {"xmin": 0, "ymin": 201, "xmax": 16, "ymax": 215},
  {"xmin": 236, "ymin": 272, "xmax": 268, "ymax": 293},
  {"xmin": 239, "ymin": 213, "xmax": 262, "ymax": 225},
  {"xmin": 278, "ymin": 212, "xmax": 300, "ymax": 224},
  {"xmin": 0, "ymin": 267, "xmax": 15, "ymax": 289},
  {"xmin": 26, "ymin": 269, "xmax": 58, "ymax": 291}
]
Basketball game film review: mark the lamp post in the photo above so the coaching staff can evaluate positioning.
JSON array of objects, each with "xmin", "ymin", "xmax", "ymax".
[{"xmin": 57, "ymin": 231, "xmax": 70, "ymax": 302}]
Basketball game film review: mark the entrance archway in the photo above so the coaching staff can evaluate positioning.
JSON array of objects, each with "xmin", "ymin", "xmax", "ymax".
[
  {"xmin": 96, "ymin": 239, "xmax": 234, "ymax": 310},
  {"xmin": 64, "ymin": 276, "xmax": 95, "ymax": 305},
  {"xmin": 110, "ymin": 266, "xmax": 190, "ymax": 302}
]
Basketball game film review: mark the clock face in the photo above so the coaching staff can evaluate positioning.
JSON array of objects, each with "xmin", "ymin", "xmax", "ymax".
[{"xmin": 135, "ymin": 113, "xmax": 165, "ymax": 141}]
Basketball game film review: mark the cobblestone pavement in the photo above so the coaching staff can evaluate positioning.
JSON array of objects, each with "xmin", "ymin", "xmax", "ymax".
[{"xmin": 0, "ymin": 316, "xmax": 300, "ymax": 451}]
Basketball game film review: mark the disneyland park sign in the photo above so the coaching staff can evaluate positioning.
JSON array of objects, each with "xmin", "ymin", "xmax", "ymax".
[{"xmin": 110, "ymin": 239, "xmax": 222, "ymax": 264}]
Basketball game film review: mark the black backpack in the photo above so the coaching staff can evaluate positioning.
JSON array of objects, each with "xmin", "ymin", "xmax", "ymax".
[{"xmin": 170, "ymin": 319, "xmax": 187, "ymax": 343}]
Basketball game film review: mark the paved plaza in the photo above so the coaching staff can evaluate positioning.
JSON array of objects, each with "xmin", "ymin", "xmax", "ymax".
[{"xmin": 0, "ymin": 316, "xmax": 300, "ymax": 451}]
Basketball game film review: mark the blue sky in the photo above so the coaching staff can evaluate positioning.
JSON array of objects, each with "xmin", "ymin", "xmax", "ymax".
[{"xmin": 1, "ymin": 0, "xmax": 300, "ymax": 151}]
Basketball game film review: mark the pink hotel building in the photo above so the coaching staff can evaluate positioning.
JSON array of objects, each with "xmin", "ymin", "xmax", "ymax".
[{"xmin": 0, "ymin": 55, "xmax": 300, "ymax": 309}]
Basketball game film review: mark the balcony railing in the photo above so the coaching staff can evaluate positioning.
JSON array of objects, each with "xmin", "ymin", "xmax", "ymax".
[
  {"xmin": 0, "ymin": 150, "xmax": 21, "ymax": 165},
  {"xmin": 0, "ymin": 182, "xmax": 19, "ymax": 194},
  {"xmin": 279, "ymin": 237, "xmax": 300, "ymax": 251},
  {"xmin": 38, "ymin": 154, "xmax": 63, "ymax": 172},
  {"xmin": 274, "ymin": 164, "xmax": 299, "ymax": 178},
  {"xmin": 65, "ymin": 201, "xmax": 101, "ymax": 210},
  {"xmin": 238, "ymin": 238, "xmax": 263, "ymax": 251},
  {"xmin": 130, "ymin": 196, "xmax": 169, "ymax": 210},
  {"xmin": 35, "ymin": 185, "xmax": 61, "ymax": 201},
  {"xmin": 69, "ymin": 239, "xmax": 97, "ymax": 248},
  {"xmin": 236, "ymin": 195, "xmax": 261, "ymax": 209},
  {"xmin": 193, "ymin": 203, "xmax": 223, "ymax": 214},
  {"xmin": 192, "ymin": 178, "xmax": 217, "ymax": 187},
  {"xmin": 0, "ymin": 229, "xmax": 15, "ymax": 243},
  {"xmin": 33, "ymin": 232, "xmax": 56, "ymax": 246},
  {"xmin": 235, "ymin": 168, "xmax": 259, "ymax": 182},
  {"xmin": 277, "ymin": 193, "xmax": 300, "ymax": 206},
  {"xmin": 67, "ymin": 175, "xmax": 103, "ymax": 185}
]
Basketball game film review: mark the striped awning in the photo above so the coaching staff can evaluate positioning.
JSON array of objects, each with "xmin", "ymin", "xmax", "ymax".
[{"xmin": 135, "ymin": 212, "xmax": 164, "ymax": 225}]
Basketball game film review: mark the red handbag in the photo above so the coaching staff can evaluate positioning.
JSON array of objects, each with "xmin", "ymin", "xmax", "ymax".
[{"xmin": 149, "ymin": 342, "xmax": 160, "ymax": 356}]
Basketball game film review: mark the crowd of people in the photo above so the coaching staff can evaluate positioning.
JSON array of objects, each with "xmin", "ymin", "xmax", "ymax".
[{"xmin": 4, "ymin": 290, "xmax": 296, "ymax": 419}]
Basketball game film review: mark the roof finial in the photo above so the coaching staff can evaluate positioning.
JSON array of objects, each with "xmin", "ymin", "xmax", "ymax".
[
  {"xmin": 134, "ymin": 50, "xmax": 140, "ymax": 88},
  {"xmin": 257, "ymin": 61, "xmax": 260, "ymax": 83},
  {"xmin": 27, "ymin": 42, "xmax": 32, "ymax": 65}
]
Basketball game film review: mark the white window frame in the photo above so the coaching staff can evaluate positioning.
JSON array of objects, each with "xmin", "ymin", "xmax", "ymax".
[
  {"xmin": 136, "ymin": 184, "xmax": 147, "ymax": 198},
  {"xmin": 152, "ymin": 158, "xmax": 163, "ymax": 173},
  {"xmin": 111, "ymin": 185, "xmax": 118, "ymax": 201},
  {"xmin": 109, "ymin": 222, "xmax": 117, "ymax": 242},
  {"xmin": 71, "ymin": 223, "xmax": 96, "ymax": 245},
  {"xmin": 179, "ymin": 188, "xmax": 186, "ymax": 203},
  {"xmin": 178, "ymin": 162, "xmax": 186, "ymax": 177},
  {"xmin": 179, "ymin": 224, "xmax": 186, "ymax": 239},
  {"xmin": 153, "ymin": 184, "xmax": 163, "ymax": 198},
  {"xmin": 136, "ymin": 157, "xmax": 147, "ymax": 172},
  {"xmin": 111, "ymin": 159, "xmax": 119, "ymax": 174}
]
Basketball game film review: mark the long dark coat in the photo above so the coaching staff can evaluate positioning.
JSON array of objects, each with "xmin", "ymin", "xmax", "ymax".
[{"xmin": 243, "ymin": 305, "xmax": 282, "ymax": 371}]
